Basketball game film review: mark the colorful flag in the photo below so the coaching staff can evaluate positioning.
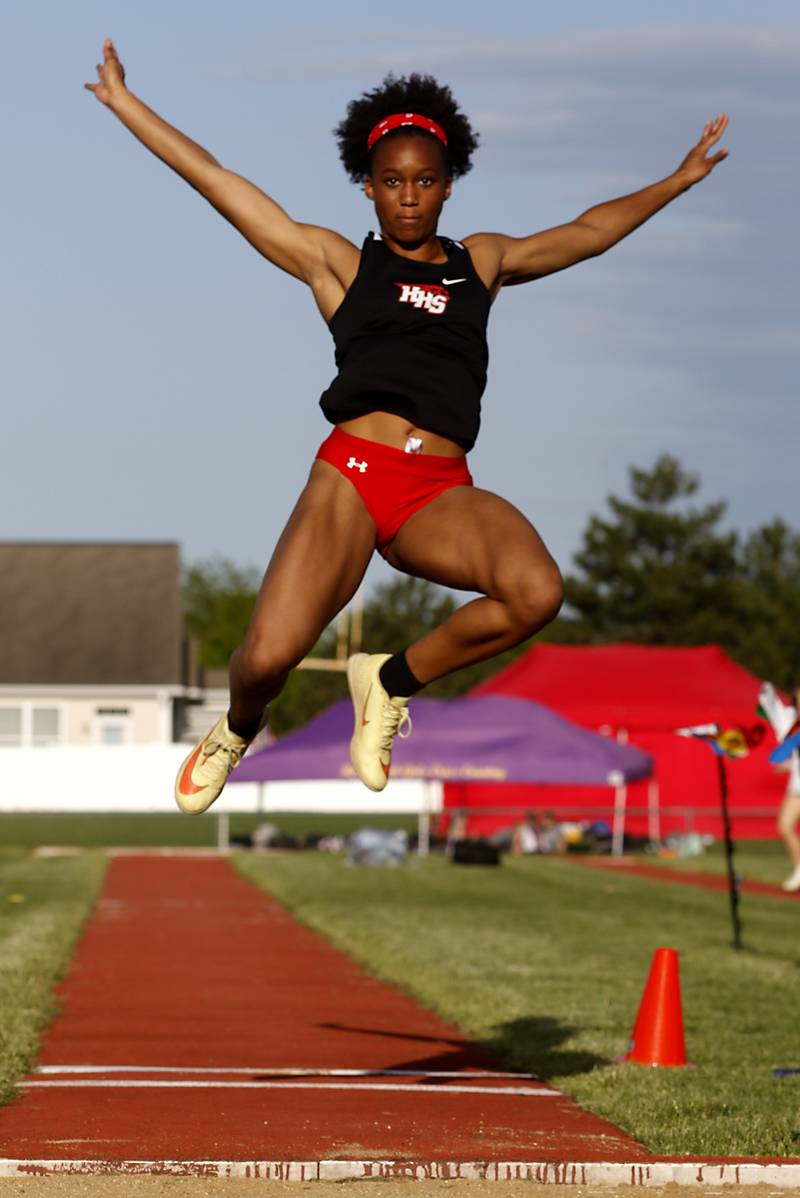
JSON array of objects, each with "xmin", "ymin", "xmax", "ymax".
[
  {"xmin": 757, "ymin": 682, "xmax": 800, "ymax": 764},
  {"xmin": 675, "ymin": 724, "xmax": 751, "ymax": 759}
]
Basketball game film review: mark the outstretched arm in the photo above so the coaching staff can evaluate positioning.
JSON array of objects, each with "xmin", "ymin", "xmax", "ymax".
[
  {"xmin": 84, "ymin": 39, "xmax": 357, "ymax": 306},
  {"xmin": 468, "ymin": 115, "xmax": 729, "ymax": 292}
]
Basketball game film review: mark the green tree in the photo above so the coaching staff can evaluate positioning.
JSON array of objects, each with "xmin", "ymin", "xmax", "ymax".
[
  {"xmin": 182, "ymin": 562, "xmax": 546, "ymax": 728},
  {"xmin": 182, "ymin": 556, "xmax": 343, "ymax": 734},
  {"xmin": 266, "ymin": 577, "xmax": 467, "ymax": 732},
  {"xmin": 230, "ymin": 573, "xmax": 539, "ymax": 730},
  {"xmin": 561, "ymin": 455, "xmax": 744, "ymax": 646},
  {"xmin": 362, "ymin": 575, "xmax": 533, "ymax": 698},
  {"xmin": 732, "ymin": 520, "xmax": 800, "ymax": 690},
  {"xmin": 361, "ymin": 576, "xmax": 457, "ymax": 655},
  {"xmin": 182, "ymin": 557, "xmax": 260, "ymax": 669},
  {"xmin": 266, "ymin": 654, "xmax": 348, "ymax": 735},
  {"xmin": 184, "ymin": 467, "xmax": 800, "ymax": 731}
]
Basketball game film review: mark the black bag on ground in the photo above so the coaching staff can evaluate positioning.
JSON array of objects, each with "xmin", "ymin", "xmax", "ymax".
[{"xmin": 450, "ymin": 838, "xmax": 501, "ymax": 866}]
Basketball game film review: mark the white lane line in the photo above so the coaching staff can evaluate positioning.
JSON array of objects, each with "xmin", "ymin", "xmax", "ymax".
[
  {"xmin": 22, "ymin": 1080, "xmax": 556, "ymax": 1097},
  {"xmin": 2, "ymin": 1159, "xmax": 800, "ymax": 1185},
  {"xmin": 34, "ymin": 1065, "xmax": 538, "ymax": 1079}
]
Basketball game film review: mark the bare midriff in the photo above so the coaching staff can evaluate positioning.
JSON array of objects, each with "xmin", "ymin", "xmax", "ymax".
[{"xmin": 337, "ymin": 410, "xmax": 466, "ymax": 457}]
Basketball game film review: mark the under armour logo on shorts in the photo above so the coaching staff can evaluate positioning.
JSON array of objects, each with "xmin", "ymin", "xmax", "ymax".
[{"xmin": 347, "ymin": 457, "xmax": 368, "ymax": 473}]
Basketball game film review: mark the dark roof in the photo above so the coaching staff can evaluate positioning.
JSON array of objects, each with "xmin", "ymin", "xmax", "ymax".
[{"xmin": 0, "ymin": 543, "xmax": 185, "ymax": 686}]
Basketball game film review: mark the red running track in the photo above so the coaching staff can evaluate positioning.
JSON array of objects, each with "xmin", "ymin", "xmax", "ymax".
[
  {"xmin": 0, "ymin": 853, "xmax": 647, "ymax": 1166},
  {"xmin": 570, "ymin": 856, "xmax": 799, "ymax": 898}
]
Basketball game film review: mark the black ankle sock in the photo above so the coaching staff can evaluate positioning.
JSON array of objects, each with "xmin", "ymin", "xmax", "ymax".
[
  {"xmin": 227, "ymin": 711, "xmax": 262, "ymax": 741},
  {"xmin": 379, "ymin": 650, "xmax": 424, "ymax": 698}
]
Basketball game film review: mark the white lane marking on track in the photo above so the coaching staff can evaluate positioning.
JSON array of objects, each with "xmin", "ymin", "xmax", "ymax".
[
  {"xmin": 34, "ymin": 1065, "xmax": 539, "ymax": 1079},
  {"xmin": 3, "ymin": 1160, "xmax": 800, "ymax": 1184},
  {"xmin": 22, "ymin": 1080, "xmax": 557, "ymax": 1097}
]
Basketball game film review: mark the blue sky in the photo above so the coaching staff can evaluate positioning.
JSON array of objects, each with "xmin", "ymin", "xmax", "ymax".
[{"xmin": 3, "ymin": 0, "xmax": 798, "ymax": 595}]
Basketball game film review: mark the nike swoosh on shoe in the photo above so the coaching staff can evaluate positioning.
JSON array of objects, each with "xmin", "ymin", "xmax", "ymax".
[{"xmin": 177, "ymin": 742, "xmax": 207, "ymax": 797}]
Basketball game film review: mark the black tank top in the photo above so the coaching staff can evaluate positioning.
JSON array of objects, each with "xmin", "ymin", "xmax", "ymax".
[{"xmin": 319, "ymin": 232, "xmax": 491, "ymax": 450}]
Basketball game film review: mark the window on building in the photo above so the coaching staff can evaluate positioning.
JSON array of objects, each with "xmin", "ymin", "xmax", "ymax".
[
  {"xmin": 0, "ymin": 705, "xmax": 62, "ymax": 748},
  {"xmin": 32, "ymin": 707, "xmax": 60, "ymax": 747},
  {"xmin": 94, "ymin": 713, "xmax": 131, "ymax": 746},
  {"xmin": 100, "ymin": 724, "xmax": 126, "ymax": 745},
  {"xmin": 0, "ymin": 707, "xmax": 23, "ymax": 748}
]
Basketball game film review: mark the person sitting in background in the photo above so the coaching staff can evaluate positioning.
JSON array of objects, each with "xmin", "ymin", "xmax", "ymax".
[
  {"xmin": 511, "ymin": 810, "xmax": 566, "ymax": 856},
  {"xmin": 511, "ymin": 811, "xmax": 540, "ymax": 856},
  {"xmin": 537, "ymin": 810, "xmax": 566, "ymax": 854}
]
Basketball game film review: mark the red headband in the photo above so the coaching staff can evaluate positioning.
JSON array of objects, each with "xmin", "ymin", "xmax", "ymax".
[{"xmin": 367, "ymin": 112, "xmax": 448, "ymax": 152}]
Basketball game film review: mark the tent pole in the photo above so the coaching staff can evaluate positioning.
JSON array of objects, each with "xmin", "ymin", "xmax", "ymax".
[
  {"xmin": 216, "ymin": 811, "xmax": 230, "ymax": 853},
  {"xmin": 648, "ymin": 779, "xmax": 661, "ymax": 846},
  {"xmin": 418, "ymin": 781, "xmax": 434, "ymax": 858},
  {"xmin": 417, "ymin": 810, "xmax": 430, "ymax": 858},
  {"xmin": 609, "ymin": 771, "xmax": 626, "ymax": 856},
  {"xmin": 612, "ymin": 787, "xmax": 626, "ymax": 856}
]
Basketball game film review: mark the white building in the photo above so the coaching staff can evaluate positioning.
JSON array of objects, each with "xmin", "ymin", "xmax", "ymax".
[{"xmin": 0, "ymin": 542, "xmax": 201, "ymax": 747}]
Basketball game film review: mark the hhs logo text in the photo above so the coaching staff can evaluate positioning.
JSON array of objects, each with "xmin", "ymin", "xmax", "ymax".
[{"xmin": 395, "ymin": 282, "xmax": 450, "ymax": 315}]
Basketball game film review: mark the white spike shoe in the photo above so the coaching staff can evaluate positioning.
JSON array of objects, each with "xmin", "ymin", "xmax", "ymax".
[
  {"xmin": 175, "ymin": 711, "xmax": 267, "ymax": 816},
  {"xmin": 346, "ymin": 653, "xmax": 412, "ymax": 792}
]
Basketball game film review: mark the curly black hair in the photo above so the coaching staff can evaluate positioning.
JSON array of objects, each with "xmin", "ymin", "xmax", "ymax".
[{"xmin": 335, "ymin": 73, "xmax": 479, "ymax": 183}]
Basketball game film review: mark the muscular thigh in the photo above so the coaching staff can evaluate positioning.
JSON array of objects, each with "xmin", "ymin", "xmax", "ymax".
[
  {"xmin": 245, "ymin": 460, "xmax": 377, "ymax": 659},
  {"xmin": 385, "ymin": 485, "xmax": 559, "ymax": 597}
]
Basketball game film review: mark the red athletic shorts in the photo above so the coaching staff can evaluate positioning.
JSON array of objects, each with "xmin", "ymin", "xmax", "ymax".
[{"xmin": 315, "ymin": 426, "xmax": 473, "ymax": 556}]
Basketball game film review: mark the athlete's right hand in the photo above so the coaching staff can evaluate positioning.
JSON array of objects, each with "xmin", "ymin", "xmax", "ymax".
[{"xmin": 84, "ymin": 38, "xmax": 126, "ymax": 106}]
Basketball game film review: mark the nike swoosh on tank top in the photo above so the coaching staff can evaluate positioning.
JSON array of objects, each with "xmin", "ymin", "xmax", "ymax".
[{"xmin": 319, "ymin": 232, "xmax": 491, "ymax": 450}]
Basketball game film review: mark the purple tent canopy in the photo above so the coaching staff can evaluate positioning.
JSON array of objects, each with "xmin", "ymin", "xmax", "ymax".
[{"xmin": 231, "ymin": 695, "xmax": 651, "ymax": 786}]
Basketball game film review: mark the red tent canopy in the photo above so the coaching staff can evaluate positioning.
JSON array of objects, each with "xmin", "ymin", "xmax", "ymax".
[{"xmin": 445, "ymin": 644, "xmax": 785, "ymax": 840}]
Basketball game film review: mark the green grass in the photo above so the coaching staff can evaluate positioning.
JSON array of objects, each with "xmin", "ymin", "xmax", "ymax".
[
  {"xmin": 0, "ymin": 822, "xmax": 795, "ymax": 1156},
  {"xmin": 0, "ymin": 812, "xmax": 417, "ymax": 849},
  {"xmin": 235, "ymin": 850, "xmax": 800, "ymax": 1158},
  {"xmin": 0, "ymin": 849, "xmax": 107, "ymax": 1104},
  {"xmin": 641, "ymin": 839, "xmax": 791, "ymax": 886}
]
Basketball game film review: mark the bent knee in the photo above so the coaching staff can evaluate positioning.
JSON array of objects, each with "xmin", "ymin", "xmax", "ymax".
[
  {"xmin": 503, "ymin": 563, "xmax": 564, "ymax": 636},
  {"xmin": 238, "ymin": 637, "xmax": 299, "ymax": 684}
]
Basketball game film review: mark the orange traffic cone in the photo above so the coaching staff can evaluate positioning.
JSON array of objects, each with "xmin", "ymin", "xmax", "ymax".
[{"xmin": 625, "ymin": 946, "xmax": 687, "ymax": 1067}]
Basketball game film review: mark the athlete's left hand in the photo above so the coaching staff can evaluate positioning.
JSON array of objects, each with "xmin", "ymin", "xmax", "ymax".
[{"xmin": 676, "ymin": 114, "xmax": 729, "ymax": 185}]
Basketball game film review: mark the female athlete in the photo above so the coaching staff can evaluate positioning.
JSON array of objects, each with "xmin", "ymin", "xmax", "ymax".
[{"xmin": 85, "ymin": 40, "xmax": 729, "ymax": 811}]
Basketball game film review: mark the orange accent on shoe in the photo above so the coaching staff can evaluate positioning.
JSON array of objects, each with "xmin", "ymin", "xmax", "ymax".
[
  {"xmin": 382, "ymin": 761, "xmax": 390, "ymax": 778},
  {"xmin": 177, "ymin": 742, "xmax": 206, "ymax": 797},
  {"xmin": 361, "ymin": 684, "xmax": 373, "ymax": 727}
]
